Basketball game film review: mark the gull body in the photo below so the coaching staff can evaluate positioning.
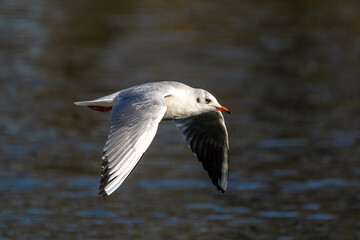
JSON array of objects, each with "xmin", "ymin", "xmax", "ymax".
[{"xmin": 74, "ymin": 81, "xmax": 230, "ymax": 196}]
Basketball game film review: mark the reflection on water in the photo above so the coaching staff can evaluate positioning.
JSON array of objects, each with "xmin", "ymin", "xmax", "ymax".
[{"xmin": 1, "ymin": 0, "xmax": 360, "ymax": 239}]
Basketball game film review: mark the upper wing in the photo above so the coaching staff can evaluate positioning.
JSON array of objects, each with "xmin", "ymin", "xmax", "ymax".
[
  {"xmin": 99, "ymin": 95, "xmax": 167, "ymax": 196},
  {"xmin": 173, "ymin": 111, "xmax": 229, "ymax": 192}
]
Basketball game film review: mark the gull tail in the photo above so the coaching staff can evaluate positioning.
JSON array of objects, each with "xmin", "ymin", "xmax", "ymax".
[{"xmin": 74, "ymin": 91, "xmax": 119, "ymax": 112}]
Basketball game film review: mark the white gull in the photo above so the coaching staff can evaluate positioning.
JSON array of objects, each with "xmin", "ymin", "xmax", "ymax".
[{"xmin": 74, "ymin": 81, "xmax": 231, "ymax": 196}]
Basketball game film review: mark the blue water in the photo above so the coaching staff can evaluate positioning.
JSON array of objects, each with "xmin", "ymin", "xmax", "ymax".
[{"xmin": 1, "ymin": 0, "xmax": 360, "ymax": 239}]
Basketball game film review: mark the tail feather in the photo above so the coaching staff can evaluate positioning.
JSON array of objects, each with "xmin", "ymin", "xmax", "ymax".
[{"xmin": 74, "ymin": 91, "xmax": 120, "ymax": 111}]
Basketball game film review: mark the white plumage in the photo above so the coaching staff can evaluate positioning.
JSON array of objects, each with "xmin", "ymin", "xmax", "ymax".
[{"xmin": 74, "ymin": 81, "xmax": 231, "ymax": 196}]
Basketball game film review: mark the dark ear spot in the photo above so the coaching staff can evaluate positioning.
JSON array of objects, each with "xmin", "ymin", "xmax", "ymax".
[{"xmin": 196, "ymin": 97, "xmax": 200, "ymax": 103}]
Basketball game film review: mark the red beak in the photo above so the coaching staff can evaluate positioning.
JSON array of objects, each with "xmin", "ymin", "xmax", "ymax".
[{"xmin": 216, "ymin": 106, "xmax": 231, "ymax": 114}]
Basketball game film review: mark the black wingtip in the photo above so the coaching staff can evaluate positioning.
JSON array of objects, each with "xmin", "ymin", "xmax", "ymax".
[
  {"xmin": 217, "ymin": 185, "xmax": 226, "ymax": 193},
  {"xmin": 99, "ymin": 189, "xmax": 108, "ymax": 197}
]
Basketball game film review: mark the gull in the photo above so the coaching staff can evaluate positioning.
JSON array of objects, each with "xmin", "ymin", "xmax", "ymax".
[{"xmin": 74, "ymin": 81, "xmax": 231, "ymax": 196}]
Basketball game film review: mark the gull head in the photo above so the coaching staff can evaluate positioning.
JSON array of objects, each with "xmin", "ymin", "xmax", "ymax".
[
  {"xmin": 163, "ymin": 87, "xmax": 231, "ymax": 120},
  {"xmin": 194, "ymin": 89, "xmax": 231, "ymax": 115}
]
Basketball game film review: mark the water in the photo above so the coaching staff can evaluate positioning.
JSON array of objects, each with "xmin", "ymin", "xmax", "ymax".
[{"xmin": 1, "ymin": 0, "xmax": 360, "ymax": 239}]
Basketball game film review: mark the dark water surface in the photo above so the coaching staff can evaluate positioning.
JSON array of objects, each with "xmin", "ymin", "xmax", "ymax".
[{"xmin": 1, "ymin": 0, "xmax": 360, "ymax": 239}]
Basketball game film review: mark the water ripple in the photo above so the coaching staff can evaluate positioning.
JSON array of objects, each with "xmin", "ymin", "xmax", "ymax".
[
  {"xmin": 283, "ymin": 178, "xmax": 360, "ymax": 193},
  {"xmin": 0, "ymin": 178, "xmax": 53, "ymax": 193},
  {"xmin": 258, "ymin": 211, "xmax": 299, "ymax": 218}
]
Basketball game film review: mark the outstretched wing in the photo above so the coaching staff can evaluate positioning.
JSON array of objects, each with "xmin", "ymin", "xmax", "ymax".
[
  {"xmin": 99, "ymin": 95, "xmax": 167, "ymax": 196},
  {"xmin": 174, "ymin": 111, "xmax": 229, "ymax": 192}
]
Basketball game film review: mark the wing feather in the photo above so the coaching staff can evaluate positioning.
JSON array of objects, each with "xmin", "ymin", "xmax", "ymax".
[
  {"xmin": 174, "ymin": 111, "xmax": 229, "ymax": 192},
  {"xmin": 99, "ymin": 95, "xmax": 167, "ymax": 196}
]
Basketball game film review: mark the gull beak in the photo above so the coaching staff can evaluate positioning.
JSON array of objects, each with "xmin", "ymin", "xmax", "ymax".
[{"xmin": 216, "ymin": 106, "xmax": 232, "ymax": 114}]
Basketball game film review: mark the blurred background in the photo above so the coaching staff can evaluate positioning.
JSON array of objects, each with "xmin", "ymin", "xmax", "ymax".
[{"xmin": 1, "ymin": 0, "xmax": 360, "ymax": 239}]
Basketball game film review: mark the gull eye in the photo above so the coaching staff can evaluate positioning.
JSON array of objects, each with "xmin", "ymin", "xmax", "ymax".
[
  {"xmin": 205, "ymin": 98, "xmax": 211, "ymax": 104},
  {"xmin": 196, "ymin": 97, "xmax": 200, "ymax": 103}
]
